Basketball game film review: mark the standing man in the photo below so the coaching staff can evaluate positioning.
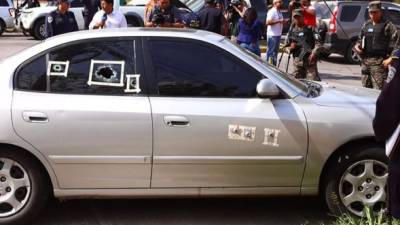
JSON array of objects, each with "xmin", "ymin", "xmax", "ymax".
[
  {"xmin": 266, "ymin": 0, "xmax": 287, "ymax": 65},
  {"xmin": 83, "ymin": 0, "xmax": 101, "ymax": 29},
  {"xmin": 145, "ymin": 0, "xmax": 183, "ymax": 28},
  {"xmin": 287, "ymin": 9, "xmax": 322, "ymax": 81},
  {"xmin": 198, "ymin": 0, "xmax": 227, "ymax": 35},
  {"xmin": 89, "ymin": 0, "xmax": 127, "ymax": 29},
  {"xmin": 373, "ymin": 50, "xmax": 400, "ymax": 221},
  {"xmin": 354, "ymin": 1, "xmax": 400, "ymax": 90},
  {"xmin": 44, "ymin": 0, "xmax": 78, "ymax": 38},
  {"xmin": 300, "ymin": 0, "xmax": 316, "ymax": 27}
]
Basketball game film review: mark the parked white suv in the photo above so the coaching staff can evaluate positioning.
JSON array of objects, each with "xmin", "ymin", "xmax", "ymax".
[
  {"xmin": 18, "ymin": 0, "xmax": 150, "ymax": 40},
  {"xmin": 0, "ymin": 0, "xmax": 15, "ymax": 35}
]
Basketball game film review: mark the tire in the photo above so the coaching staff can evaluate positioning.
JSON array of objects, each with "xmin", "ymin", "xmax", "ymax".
[
  {"xmin": 0, "ymin": 148, "xmax": 50, "ymax": 225},
  {"xmin": 33, "ymin": 18, "xmax": 46, "ymax": 40},
  {"xmin": 0, "ymin": 20, "xmax": 5, "ymax": 36},
  {"xmin": 126, "ymin": 17, "xmax": 141, "ymax": 27},
  {"xmin": 345, "ymin": 41, "xmax": 361, "ymax": 64},
  {"xmin": 323, "ymin": 145, "xmax": 388, "ymax": 218}
]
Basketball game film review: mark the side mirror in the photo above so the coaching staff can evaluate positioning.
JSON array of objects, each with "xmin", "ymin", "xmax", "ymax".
[{"xmin": 256, "ymin": 79, "xmax": 280, "ymax": 98}]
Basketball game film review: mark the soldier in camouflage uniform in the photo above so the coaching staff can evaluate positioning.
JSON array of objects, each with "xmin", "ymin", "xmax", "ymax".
[
  {"xmin": 287, "ymin": 9, "xmax": 322, "ymax": 81},
  {"xmin": 354, "ymin": 1, "xmax": 400, "ymax": 90}
]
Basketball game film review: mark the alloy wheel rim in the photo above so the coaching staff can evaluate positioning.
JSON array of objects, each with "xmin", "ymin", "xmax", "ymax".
[
  {"xmin": 39, "ymin": 24, "xmax": 46, "ymax": 39},
  {"xmin": 339, "ymin": 159, "xmax": 388, "ymax": 217},
  {"xmin": 0, "ymin": 158, "xmax": 31, "ymax": 217},
  {"xmin": 351, "ymin": 49, "xmax": 360, "ymax": 63}
]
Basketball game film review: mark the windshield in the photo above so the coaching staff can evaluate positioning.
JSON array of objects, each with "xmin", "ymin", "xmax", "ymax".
[{"xmin": 222, "ymin": 39, "xmax": 308, "ymax": 93}]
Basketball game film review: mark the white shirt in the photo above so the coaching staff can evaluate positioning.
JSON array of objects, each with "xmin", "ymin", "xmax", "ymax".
[
  {"xmin": 89, "ymin": 10, "xmax": 128, "ymax": 29},
  {"xmin": 266, "ymin": 7, "xmax": 283, "ymax": 36}
]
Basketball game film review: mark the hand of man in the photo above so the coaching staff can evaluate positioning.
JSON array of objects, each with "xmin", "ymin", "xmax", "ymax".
[
  {"xmin": 290, "ymin": 42, "xmax": 296, "ymax": 50},
  {"xmin": 354, "ymin": 44, "xmax": 363, "ymax": 55},
  {"xmin": 383, "ymin": 57, "xmax": 393, "ymax": 69},
  {"xmin": 309, "ymin": 53, "xmax": 317, "ymax": 63}
]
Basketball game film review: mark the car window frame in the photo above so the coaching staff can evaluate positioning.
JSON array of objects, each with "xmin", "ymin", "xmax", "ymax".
[
  {"xmin": 142, "ymin": 37, "xmax": 266, "ymax": 99},
  {"xmin": 13, "ymin": 37, "xmax": 149, "ymax": 96}
]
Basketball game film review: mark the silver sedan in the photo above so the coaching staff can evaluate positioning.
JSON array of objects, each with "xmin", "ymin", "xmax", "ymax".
[{"xmin": 0, "ymin": 28, "xmax": 386, "ymax": 225}]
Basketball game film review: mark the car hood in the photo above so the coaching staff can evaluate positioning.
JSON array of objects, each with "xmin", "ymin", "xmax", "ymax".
[{"xmin": 310, "ymin": 82, "xmax": 379, "ymax": 108}]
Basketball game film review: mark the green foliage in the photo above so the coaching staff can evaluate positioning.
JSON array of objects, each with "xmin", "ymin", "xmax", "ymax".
[{"xmin": 328, "ymin": 207, "xmax": 400, "ymax": 225}]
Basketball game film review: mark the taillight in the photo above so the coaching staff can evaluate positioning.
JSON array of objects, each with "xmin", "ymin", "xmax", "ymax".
[{"xmin": 328, "ymin": 6, "xmax": 338, "ymax": 33}]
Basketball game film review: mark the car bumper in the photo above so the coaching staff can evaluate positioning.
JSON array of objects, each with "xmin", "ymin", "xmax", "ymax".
[
  {"xmin": 324, "ymin": 32, "xmax": 350, "ymax": 56},
  {"xmin": 3, "ymin": 16, "xmax": 15, "ymax": 28}
]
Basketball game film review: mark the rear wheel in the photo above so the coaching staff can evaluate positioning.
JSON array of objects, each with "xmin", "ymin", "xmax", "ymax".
[
  {"xmin": 0, "ymin": 149, "xmax": 49, "ymax": 225},
  {"xmin": 345, "ymin": 41, "xmax": 361, "ymax": 64},
  {"xmin": 126, "ymin": 17, "xmax": 141, "ymax": 27},
  {"xmin": 324, "ymin": 145, "xmax": 388, "ymax": 217},
  {"xmin": 0, "ymin": 20, "xmax": 5, "ymax": 36}
]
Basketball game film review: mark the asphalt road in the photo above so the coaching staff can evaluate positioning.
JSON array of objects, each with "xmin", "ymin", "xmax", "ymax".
[{"xmin": 0, "ymin": 31, "xmax": 363, "ymax": 225}]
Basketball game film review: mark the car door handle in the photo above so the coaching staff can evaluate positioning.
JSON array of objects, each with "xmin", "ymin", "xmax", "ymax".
[
  {"xmin": 22, "ymin": 111, "xmax": 49, "ymax": 123},
  {"xmin": 164, "ymin": 115, "xmax": 190, "ymax": 127}
]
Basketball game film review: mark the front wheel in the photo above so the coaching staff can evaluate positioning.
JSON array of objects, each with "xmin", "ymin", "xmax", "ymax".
[
  {"xmin": 324, "ymin": 145, "xmax": 388, "ymax": 217},
  {"xmin": 0, "ymin": 149, "xmax": 49, "ymax": 225},
  {"xmin": 33, "ymin": 18, "xmax": 46, "ymax": 40}
]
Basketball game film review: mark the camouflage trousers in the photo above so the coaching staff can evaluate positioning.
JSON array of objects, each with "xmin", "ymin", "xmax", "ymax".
[
  {"xmin": 361, "ymin": 57, "xmax": 387, "ymax": 90},
  {"xmin": 292, "ymin": 57, "xmax": 321, "ymax": 81}
]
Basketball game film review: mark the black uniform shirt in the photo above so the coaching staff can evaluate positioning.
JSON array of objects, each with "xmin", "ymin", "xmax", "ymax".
[
  {"xmin": 198, "ymin": 6, "xmax": 223, "ymax": 34},
  {"xmin": 45, "ymin": 10, "xmax": 79, "ymax": 38},
  {"xmin": 83, "ymin": 0, "xmax": 101, "ymax": 16},
  {"xmin": 373, "ymin": 59, "xmax": 400, "ymax": 141}
]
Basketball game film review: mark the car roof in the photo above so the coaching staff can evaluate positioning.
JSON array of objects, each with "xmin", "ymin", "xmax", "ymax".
[{"xmin": 45, "ymin": 28, "xmax": 225, "ymax": 43}]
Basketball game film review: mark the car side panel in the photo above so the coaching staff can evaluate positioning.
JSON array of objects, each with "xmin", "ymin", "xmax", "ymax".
[{"xmin": 298, "ymin": 98, "xmax": 376, "ymax": 194}]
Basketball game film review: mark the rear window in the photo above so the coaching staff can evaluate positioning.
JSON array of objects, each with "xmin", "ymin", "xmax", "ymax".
[
  {"xmin": 0, "ymin": 0, "xmax": 9, "ymax": 6},
  {"xmin": 340, "ymin": 5, "xmax": 361, "ymax": 22},
  {"xmin": 315, "ymin": 2, "xmax": 336, "ymax": 19}
]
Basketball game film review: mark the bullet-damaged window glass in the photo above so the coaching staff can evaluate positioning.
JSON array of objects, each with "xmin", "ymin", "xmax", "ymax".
[
  {"xmin": 148, "ymin": 39, "xmax": 263, "ymax": 97},
  {"xmin": 15, "ymin": 39, "xmax": 144, "ymax": 95}
]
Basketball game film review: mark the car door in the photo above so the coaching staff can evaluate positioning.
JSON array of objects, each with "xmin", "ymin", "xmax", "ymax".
[
  {"xmin": 12, "ymin": 38, "xmax": 152, "ymax": 189},
  {"xmin": 144, "ymin": 38, "xmax": 308, "ymax": 188}
]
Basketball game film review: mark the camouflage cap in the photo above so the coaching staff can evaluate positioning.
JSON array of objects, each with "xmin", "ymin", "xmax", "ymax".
[
  {"xmin": 368, "ymin": 1, "xmax": 382, "ymax": 12},
  {"xmin": 293, "ymin": 9, "xmax": 303, "ymax": 17}
]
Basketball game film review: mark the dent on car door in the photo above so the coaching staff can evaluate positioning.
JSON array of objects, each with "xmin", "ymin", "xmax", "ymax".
[
  {"xmin": 145, "ymin": 38, "xmax": 308, "ymax": 188},
  {"xmin": 12, "ymin": 38, "xmax": 152, "ymax": 189}
]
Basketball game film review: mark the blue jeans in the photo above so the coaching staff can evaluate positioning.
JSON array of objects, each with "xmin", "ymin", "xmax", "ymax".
[
  {"xmin": 239, "ymin": 42, "xmax": 261, "ymax": 56},
  {"xmin": 266, "ymin": 35, "xmax": 281, "ymax": 66}
]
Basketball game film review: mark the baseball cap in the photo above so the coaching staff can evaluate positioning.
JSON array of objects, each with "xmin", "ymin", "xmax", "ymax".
[
  {"xmin": 293, "ymin": 9, "xmax": 303, "ymax": 17},
  {"xmin": 368, "ymin": 1, "xmax": 382, "ymax": 12}
]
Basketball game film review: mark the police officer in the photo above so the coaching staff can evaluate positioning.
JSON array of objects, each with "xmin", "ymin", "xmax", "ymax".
[
  {"xmin": 44, "ymin": 0, "xmax": 78, "ymax": 38},
  {"xmin": 354, "ymin": 1, "xmax": 400, "ymax": 90},
  {"xmin": 287, "ymin": 9, "xmax": 322, "ymax": 81},
  {"xmin": 83, "ymin": 0, "xmax": 101, "ymax": 29},
  {"xmin": 197, "ymin": 0, "xmax": 227, "ymax": 34},
  {"xmin": 373, "ymin": 50, "xmax": 400, "ymax": 221}
]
